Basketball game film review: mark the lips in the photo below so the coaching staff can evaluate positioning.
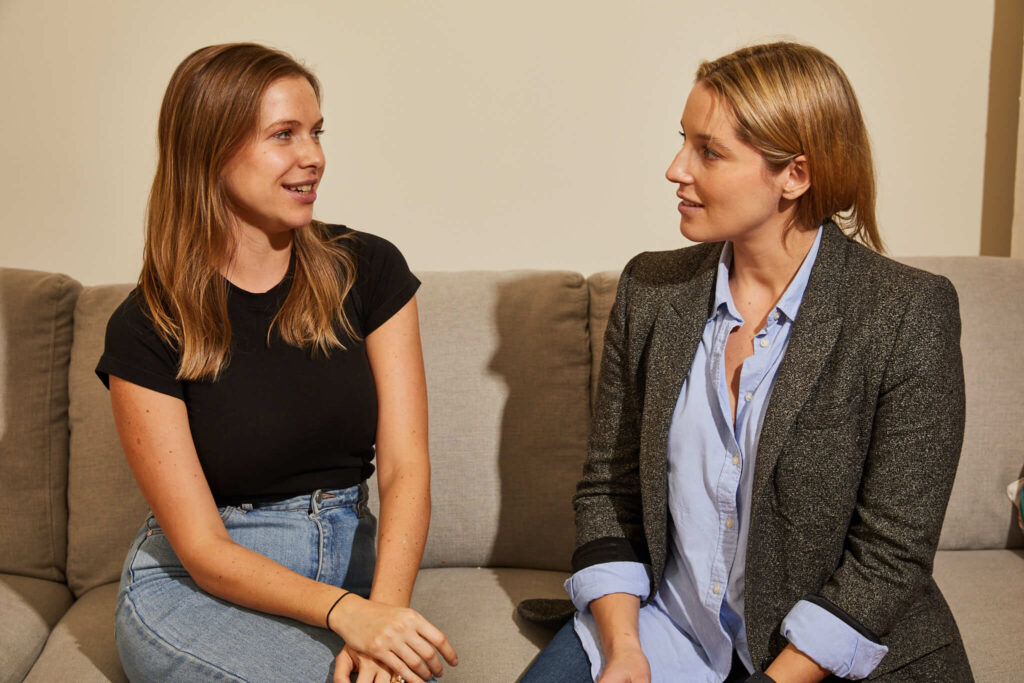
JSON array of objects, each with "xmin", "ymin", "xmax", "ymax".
[
  {"xmin": 283, "ymin": 180, "xmax": 318, "ymax": 204},
  {"xmin": 678, "ymin": 196, "xmax": 703, "ymax": 207}
]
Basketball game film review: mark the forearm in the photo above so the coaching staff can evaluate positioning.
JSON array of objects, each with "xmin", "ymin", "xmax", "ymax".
[
  {"xmin": 370, "ymin": 461, "xmax": 431, "ymax": 607},
  {"xmin": 764, "ymin": 644, "xmax": 829, "ymax": 683},
  {"xmin": 182, "ymin": 536, "xmax": 342, "ymax": 629},
  {"xmin": 591, "ymin": 592, "xmax": 643, "ymax": 656}
]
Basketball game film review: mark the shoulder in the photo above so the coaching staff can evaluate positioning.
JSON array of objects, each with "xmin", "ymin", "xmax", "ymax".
[
  {"xmin": 106, "ymin": 289, "xmax": 162, "ymax": 341},
  {"xmin": 621, "ymin": 242, "xmax": 720, "ymax": 287},
  {"xmin": 839, "ymin": 237, "xmax": 959, "ymax": 319},
  {"xmin": 318, "ymin": 224, "xmax": 407, "ymax": 265}
]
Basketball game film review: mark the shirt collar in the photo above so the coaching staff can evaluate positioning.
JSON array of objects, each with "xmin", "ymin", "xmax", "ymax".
[{"xmin": 711, "ymin": 225, "xmax": 823, "ymax": 323}]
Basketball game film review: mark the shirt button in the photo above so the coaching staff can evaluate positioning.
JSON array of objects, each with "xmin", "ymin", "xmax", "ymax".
[
  {"xmin": 772, "ymin": 312, "xmax": 780, "ymax": 320},
  {"xmin": 713, "ymin": 583, "xmax": 721, "ymax": 595},
  {"xmin": 732, "ymin": 455, "xmax": 740, "ymax": 466},
  {"xmin": 726, "ymin": 518, "xmax": 734, "ymax": 529},
  {"xmin": 744, "ymin": 392, "xmax": 754, "ymax": 402},
  {"xmin": 759, "ymin": 338, "xmax": 769, "ymax": 348}
]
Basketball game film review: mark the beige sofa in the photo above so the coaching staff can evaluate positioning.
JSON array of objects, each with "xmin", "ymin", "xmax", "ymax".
[{"xmin": 1, "ymin": 257, "xmax": 1022, "ymax": 682}]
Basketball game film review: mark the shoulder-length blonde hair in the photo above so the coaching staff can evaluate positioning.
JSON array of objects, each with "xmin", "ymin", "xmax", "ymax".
[
  {"xmin": 140, "ymin": 42, "xmax": 358, "ymax": 381},
  {"xmin": 697, "ymin": 42, "xmax": 883, "ymax": 251}
]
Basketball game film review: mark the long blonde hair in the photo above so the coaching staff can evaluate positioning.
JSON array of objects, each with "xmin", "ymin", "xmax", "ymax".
[
  {"xmin": 140, "ymin": 43, "xmax": 359, "ymax": 381},
  {"xmin": 697, "ymin": 42, "xmax": 883, "ymax": 251}
]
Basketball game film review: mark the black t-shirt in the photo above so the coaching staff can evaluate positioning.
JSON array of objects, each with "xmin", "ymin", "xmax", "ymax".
[{"xmin": 96, "ymin": 227, "xmax": 420, "ymax": 505}]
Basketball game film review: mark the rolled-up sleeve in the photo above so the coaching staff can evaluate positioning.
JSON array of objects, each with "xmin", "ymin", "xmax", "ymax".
[
  {"xmin": 781, "ymin": 599, "xmax": 889, "ymax": 679},
  {"xmin": 565, "ymin": 561, "xmax": 651, "ymax": 612}
]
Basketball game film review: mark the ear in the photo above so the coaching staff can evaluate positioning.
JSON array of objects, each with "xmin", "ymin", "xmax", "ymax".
[{"xmin": 781, "ymin": 154, "xmax": 811, "ymax": 200}]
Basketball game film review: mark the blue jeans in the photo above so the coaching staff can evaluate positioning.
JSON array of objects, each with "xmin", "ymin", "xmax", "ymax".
[
  {"xmin": 521, "ymin": 620, "xmax": 593, "ymax": 682},
  {"xmin": 115, "ymin": 485, "xmax": 376, "ymax": 682}
]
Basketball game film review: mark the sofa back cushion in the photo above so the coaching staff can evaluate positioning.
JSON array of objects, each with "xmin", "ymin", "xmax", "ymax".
[
  {"xmin": 385, "ymin": 271, "xmax": 592, "ymax": 571},
  {"xmin": 901, "ymin": 257, "xmax": 1024, "ymax": 550},
  {"xmin": 66, "ymin": 284, "xmax": 146, "ymax": 597},
  {"xmin": 588, "ymin": 256, "xmax": 1024, "ymax": 552},
  {"xmin": 0, "ymin": 268, "xmax": 80, "ymax": 582}
]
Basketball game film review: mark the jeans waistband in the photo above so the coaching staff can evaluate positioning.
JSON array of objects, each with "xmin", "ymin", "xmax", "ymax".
[{"xmin": 234, "ymin": 482, "xmax": 366, "ymax": 513}]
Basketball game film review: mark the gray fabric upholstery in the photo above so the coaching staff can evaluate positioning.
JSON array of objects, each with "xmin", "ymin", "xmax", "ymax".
[
  {"xmin": 900, "ymin": 257, "xmax": 1024, "ymax": 551},
  {"xmin": 933, "ymin": 549, "xmax": 1024, "ymax": 682},
  {"xmin": 370, "ymin": 271, "xmax": 592, "ymax": 572},
  {"xmin": 24, "ymin": 581, "xmax": 126, "ymax": 682},
  {"xmin": 66, "ymin": 285, "xmax": 147, "ymax": 598},
  {"xmin": 1, "ymin": 261, "xmax": 1020, "ymax": 681},
  {"xmin": 410, "ymin": 567, "xmax": 569, "ymax": 681},
  {"xmin": 0, "ymin": 574, "xmax": 73, "ymax": 683},
  {"xmin": 0, "ymin": 268, "xmax": 80, "ymax": 581}
]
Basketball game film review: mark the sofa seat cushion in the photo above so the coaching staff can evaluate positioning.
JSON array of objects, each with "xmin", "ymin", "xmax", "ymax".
[
  {"xmin": 0, "ymin": 573, "xmax": 73, "ymax": 683},
  {"xmin": 411, "ymin": 566, "xmax": 569, "ymax": 681},
  {"xmin": 24, "ymin": 581, "xmax": 125, "ymax": 682},
  {"xmin": 933, "ymin": 549, "xmax": 1024, "ymax": 681}
]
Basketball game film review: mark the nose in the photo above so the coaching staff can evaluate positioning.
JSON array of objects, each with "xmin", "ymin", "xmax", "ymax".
[
  {"xmin": 300, "ymin": 134, "xmax": 326, "ymax": 173},
  {"xmin": 665, "ymin": 146, "xmax": 694, "ymax": 185}
]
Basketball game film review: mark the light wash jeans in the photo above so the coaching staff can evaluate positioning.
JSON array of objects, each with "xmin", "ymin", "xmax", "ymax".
[{"xmin": 116, "ymin": 484, "xmax": 376, "ymax": 682}]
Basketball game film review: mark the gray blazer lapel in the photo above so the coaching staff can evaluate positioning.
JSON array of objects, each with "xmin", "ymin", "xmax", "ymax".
[
  {"xmin": 639, "ymin": 246, "xmax": 719, "ymax": 575},
  {"xmin": 752, "ymin": 225, "xmax": 848, "ymax": 498}
]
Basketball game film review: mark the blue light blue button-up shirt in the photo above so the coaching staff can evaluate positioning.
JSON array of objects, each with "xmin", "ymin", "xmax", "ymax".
[{"xmin": 567, "ymin": 228, "xmax": 888, "ymax": 681}]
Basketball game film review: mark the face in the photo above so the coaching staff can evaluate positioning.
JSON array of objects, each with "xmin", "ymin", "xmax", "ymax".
[
  {"xmin": 665, "ymin": 83, "xmax": 794, "ymax": 244},
  {"xmin": 221, "ymin": 75, "xmax": 325, "ymax": 238}
]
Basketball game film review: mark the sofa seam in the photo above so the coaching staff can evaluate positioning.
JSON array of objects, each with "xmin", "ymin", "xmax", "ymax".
[{"xmin": 43, "ymin": 276, "xmax": 62, "ymax": 580}]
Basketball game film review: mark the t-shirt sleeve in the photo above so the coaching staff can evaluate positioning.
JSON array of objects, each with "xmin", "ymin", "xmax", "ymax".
[
  {"xmin": 352, "ymin": 231, "xmax": 421, "ymax": 335},
  {"xmin": 95, "ymin": 291, "xmax": 185, "ymax": 400}
]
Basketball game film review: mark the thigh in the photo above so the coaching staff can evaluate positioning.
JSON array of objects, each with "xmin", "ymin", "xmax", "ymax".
[
  {"xmin": 117, "ymin": 486, "xmax": 373, "ymax": 682},
  {"xmin": 520, "ymin": 620, "xmax": 594, "ymax": 683}
]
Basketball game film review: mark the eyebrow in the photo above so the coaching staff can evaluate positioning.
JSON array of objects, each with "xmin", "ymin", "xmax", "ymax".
[
  {"xmin": 264, "ymin": 117, "xmax": 324, "ymax": 131},
  {"xmin": 681, "ymin": 125, "xmax": 732, "ymax": 153}
]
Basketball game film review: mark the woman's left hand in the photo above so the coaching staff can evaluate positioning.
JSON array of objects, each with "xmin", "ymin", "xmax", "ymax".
[{"xmin": 335, "ymin": 644, "xmax": 396, "ymax": 683}]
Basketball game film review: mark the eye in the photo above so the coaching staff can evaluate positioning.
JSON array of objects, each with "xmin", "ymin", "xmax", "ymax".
[
  {"xmin": 273, "ymin": 129, "xmax": 292, "ymax": 140},
  {"xmin": 312, "ymin": 129, "xmax": 326, "ymax": 140},
  {"xmin": 702, "ymin": 145, "xmax": 720, "ymax": 160},
  {"xmin": 678, "ymin": 130, "xmax": 686, "ymax": 146}
]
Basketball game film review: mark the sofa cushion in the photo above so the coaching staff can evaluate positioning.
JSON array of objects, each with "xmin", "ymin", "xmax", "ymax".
[
  {"xmin": 900, "ymin": 257, "xmax": 1024, "ymax": 550},
  {"xmin": 23, "ymin": 581, "xmax": 126, "ymax": 682},
  {"xmin": 933, "ymin": 549, "xmax": 1024, "ymax": 680},
  {"xmin": 0, "ymin": 268, "xmax": 80, "ymax": 582},
  {"xmin": 66, "ymin": 285, "xmax": 147, "ymax": 598},
  {"xmin": 411, "ymin": 566, "xmax": 569, "ymax": 682},
  {"xmin": 379, "ymin": 271, "xmax": 592, "ymax": 572},
  {"xmin": 0, "ymin": 573, "xmax": 74, "ymax": 683}
]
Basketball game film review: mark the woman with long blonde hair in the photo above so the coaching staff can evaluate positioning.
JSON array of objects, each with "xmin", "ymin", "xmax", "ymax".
[
  {"xmin": 98, "ymin": 43, "xmax": 456, "ymax": 682},
  {"xmin": 522, "ymin": 42, "xmax": 971, "ymax": 682}
]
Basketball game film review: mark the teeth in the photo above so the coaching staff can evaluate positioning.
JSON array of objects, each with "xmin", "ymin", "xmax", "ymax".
[{"xmin": 286, "ymin": 184, "xmax": 313, "ymax": 193}]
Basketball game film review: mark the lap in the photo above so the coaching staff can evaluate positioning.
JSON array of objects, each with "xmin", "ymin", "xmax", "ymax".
[
  {"xmin": 520, "ymin": 620, "xmax": 593, "ymax": 683},
  {"xmin": 116, "ymin": 486, "xmax": 375, "ymax": 682}
]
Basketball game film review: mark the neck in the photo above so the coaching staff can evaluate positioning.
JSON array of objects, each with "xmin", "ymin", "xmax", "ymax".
[
  {"xmin": 728, "ymin": 222, "xmax": 818, "ymax": 302},
  {"xmin": 222, "ymin": 223, "xmax": 294, "ymax": 294}
]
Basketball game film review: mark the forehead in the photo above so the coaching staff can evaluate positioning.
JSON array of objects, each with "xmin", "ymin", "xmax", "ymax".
[
  {"xmin": 681, "ymin": 83, "xmax": 738, "ymax": 140},
  {"xmin": 258, "ymin": 76, "xmax": 320, "ymax": 121}
]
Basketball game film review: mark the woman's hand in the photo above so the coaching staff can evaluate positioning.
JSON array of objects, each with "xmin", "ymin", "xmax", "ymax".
[
  {"xmin": 334, "ymin": 645, "xmax": 395, "ymax": 683},
  {"xmin": 598, "ymin": 643, "xmax": 651, "ymax": 683},
  {"xmin": 329, "ymin": 593, "xmax": 456, "ymax": 683}
]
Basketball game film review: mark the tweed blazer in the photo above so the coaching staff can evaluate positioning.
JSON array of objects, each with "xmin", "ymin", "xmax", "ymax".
[{"xmin": 572, "ymin": 223, "xmax": 972, "ymax": 680}]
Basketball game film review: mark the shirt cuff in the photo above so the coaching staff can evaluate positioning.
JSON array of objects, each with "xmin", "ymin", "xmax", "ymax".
[
  {"xmin": 564, "ymin": 561, "xmax": 650, "ymax": 612},
  {"xmin": 780, "ymin": 600, "xmax": 889, "ymax": 679}
]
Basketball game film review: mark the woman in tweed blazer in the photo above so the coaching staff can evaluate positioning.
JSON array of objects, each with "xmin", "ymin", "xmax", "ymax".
[{"xmin": 523, "ymin": 43, "xmax": 971, "ymax": 683}]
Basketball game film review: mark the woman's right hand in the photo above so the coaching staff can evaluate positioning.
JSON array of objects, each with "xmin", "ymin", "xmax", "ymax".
[
  {"xmin": 329, "ymin": 593, "xmax": 457, "ymax": 683},
  {"xmin": 598, "ymin": 644, "xmax": 651, "ymax": 683}
]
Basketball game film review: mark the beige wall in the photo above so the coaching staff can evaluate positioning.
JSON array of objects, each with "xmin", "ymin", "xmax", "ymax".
[{"xmin": 0, "ymin": 1, "xmax": 995, "ymax": 285}]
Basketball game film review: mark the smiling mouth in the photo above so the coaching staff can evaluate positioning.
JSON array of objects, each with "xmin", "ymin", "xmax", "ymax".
[
  {"xmin": 679, "ymin": 197, "xmax": 703, "ymax": 207},
  {"xmin": 284, "ymin": 183, "xmax": 314, "ymax": 194}
]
